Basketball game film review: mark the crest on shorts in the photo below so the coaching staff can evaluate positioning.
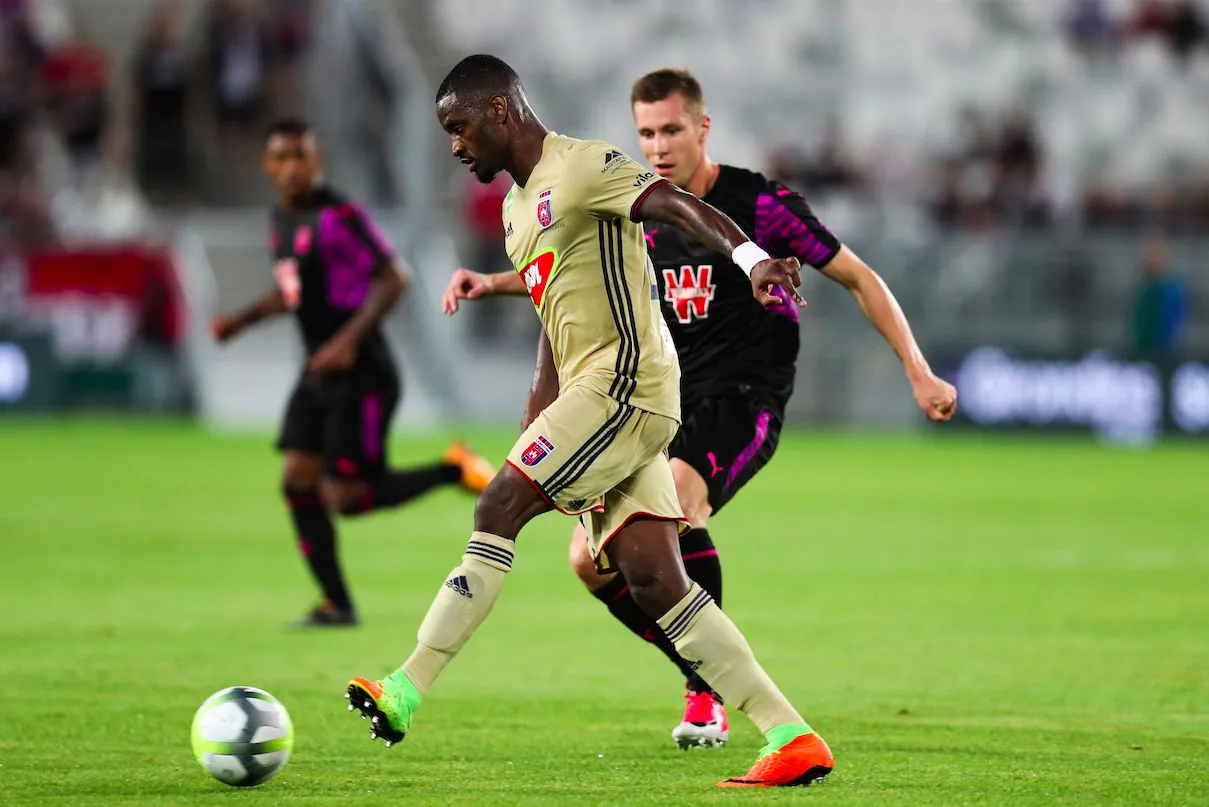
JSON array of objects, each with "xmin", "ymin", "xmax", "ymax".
[
  {"xmin": 520, "ymin": 435, "xmax": 555, "ymax": 467},
  {"xmin": 536, "ymin": 189, "xmax": 553, "ymax": 229},
  {"xmin": 294, "ymin": 225, "xmax": 312, "ymax": 255}
]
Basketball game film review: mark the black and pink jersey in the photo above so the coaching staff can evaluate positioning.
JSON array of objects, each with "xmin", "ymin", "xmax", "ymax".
[
  {"xmin": 645, "ymin": 165, "xmax": 841, "ymax": 399},
  {"xmin": 269, "ymin": 187, "xmax": 396, "ymax": 375}
]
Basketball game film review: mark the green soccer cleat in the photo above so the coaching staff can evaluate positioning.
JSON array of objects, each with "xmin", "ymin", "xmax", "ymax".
[{"xmin": 344, "ymin": 670, "xmax": 422, "ymax": 748}]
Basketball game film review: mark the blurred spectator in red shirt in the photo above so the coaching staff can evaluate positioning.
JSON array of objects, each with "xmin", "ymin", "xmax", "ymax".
[
  {"xmin": 462, "ymin": 171, "xmax": 512, "ymax": 342},
  {"xmin": 1131, "ymin": 0, "xmax": 1174, "ymax": 36},
  {"xmin": 42, "ymin": 30, "xmax": 110, "ymax": 172}
]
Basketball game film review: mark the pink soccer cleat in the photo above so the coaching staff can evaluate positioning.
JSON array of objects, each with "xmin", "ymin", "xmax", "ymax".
[{"xmin": 671, "ymin": 689, "xmax": 729, "ymax": 749}]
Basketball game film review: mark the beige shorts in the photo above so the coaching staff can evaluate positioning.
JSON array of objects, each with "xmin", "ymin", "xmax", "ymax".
[{"xmin": 506, "ymin": 383, "xmax": 685, "ymax": 571}]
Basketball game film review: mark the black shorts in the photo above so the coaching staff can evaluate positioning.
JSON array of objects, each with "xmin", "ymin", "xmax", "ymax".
[
  {"xmin": 276, "ymin": 372, "xmax": 400, "ymax": 480},
  {"xmin": 668, "ymin": 391, "xmax": 787, "ymax": 514}
]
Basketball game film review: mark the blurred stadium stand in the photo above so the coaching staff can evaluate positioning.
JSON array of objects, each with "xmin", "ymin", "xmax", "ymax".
[{"xmin": 2, "ymin": 0, "xmax": 1206, "ymax": 437}]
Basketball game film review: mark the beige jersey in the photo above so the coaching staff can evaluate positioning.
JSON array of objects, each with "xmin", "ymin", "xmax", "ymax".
[{"xmin": 504, "ymin": 133, "xmax": 680, "ymax": 420}]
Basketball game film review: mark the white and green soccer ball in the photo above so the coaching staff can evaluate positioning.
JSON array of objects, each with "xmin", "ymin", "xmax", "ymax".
[{"xmin": 191, "ymin": 686, "xmax": 293, "ymax": 787}]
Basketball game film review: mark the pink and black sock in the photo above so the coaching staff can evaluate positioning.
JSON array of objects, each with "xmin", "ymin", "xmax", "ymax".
[{"xmin": 284, "ymin": 487, "xmax": 352, "ymax": 610}]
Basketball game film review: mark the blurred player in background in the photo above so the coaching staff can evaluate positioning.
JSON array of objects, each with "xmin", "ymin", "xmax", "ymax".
[
  {"xmin": 444, "ymin": 69, "xmax": 957, "ymax": 748},
  {"xmin": 211, "ymin": 118, "xmax": 495, "ymax": 628},
  {"xmin": 348, "ymin": 54, "xmax": 836, "ymax": 789}
]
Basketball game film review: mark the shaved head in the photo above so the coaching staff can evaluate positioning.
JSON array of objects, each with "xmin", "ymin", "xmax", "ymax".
[{"xmin": 436, "ymin": 54, "xmax": 523, "ymax": 106}]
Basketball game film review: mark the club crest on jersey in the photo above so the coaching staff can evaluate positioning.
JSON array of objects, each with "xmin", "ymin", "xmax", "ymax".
[
  {"xmin": 294, "ymin": 225, "xmax": 312, "ymax": 255},
  {"xmin": 536, "ymin": 189, "xmax": 553, "ymax": 229},
  {"xmin": 520, "ymin": 435, "xmax": 555, "ymax": 467},
  {"xmin": 663, "ymin": 265, "xmax": 716, "ymax": 323},
  {"xmin": 518, "ymin": 248, "xmax": 560, "ymax": 309}
]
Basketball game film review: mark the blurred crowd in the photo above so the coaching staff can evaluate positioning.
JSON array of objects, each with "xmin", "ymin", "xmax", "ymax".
[
  {"xmin": 1064, "ymin": 0, "xmax": 1206, "ymax": 60},
  {"xmin": 130, "ymin": 0, "xmax": 311, "ymax": 204},
  {"xmin": 769, "ymin": 0, "xmax": 1209, "ymax": 234},
  {"xmin": 0, "ymin": 0, "xmax": 312, "ymax": 245}
]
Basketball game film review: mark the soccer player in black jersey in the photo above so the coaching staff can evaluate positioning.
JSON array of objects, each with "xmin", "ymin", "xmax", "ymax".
[
  {"xmin": 442, "ymin": 70, "xmax": 956, "ymax": 746},
  {"xmin": 212, "ymin": 118, "xmax": 495, "ymax": 628}
]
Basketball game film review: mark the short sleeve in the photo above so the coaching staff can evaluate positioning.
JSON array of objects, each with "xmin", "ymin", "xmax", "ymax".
[
  {"xmin": 336, "ymin": 203, "xmax": 395, "ymax": 264},
  {"xmin": 753, "ymin": 183, "xmax": 841, "ymax": 269},
  {"xmin": 573, "ymin": 141, "xmax": 668, "ymax": 222}
]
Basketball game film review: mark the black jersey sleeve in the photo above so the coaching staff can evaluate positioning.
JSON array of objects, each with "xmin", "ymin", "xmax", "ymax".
[
  {"xmin": 752, "ymin": 182, "xmax": 842, "ymax": 269},
  {"xmin": 318, "ymin": 202, "xmax": 395, "ymax": 271}
]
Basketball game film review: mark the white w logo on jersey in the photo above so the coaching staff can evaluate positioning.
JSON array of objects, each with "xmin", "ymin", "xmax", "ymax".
[{"xmin": 663, "ymin": 265, "xmax": 716, "ymax": 324}]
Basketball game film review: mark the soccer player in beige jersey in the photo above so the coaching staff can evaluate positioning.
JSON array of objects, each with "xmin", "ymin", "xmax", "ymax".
[{"xmin": 345, "ymin": 54, "xmax": 833, "ymax": 789}]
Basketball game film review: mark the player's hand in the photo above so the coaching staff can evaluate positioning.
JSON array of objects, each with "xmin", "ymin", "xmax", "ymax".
[
  {"xmin": 308, "ymin": 337, "xmax": 358, "ymax": 374},
  {"xmin": 442, "ymin": 268, "xmax": 493, "ymax": 315},
  {"xmin": 210, "ymin": 315, "xmax": 243, "ymax": 343},
  {"xmin": 911, "ymin": 372, "xmax": 958, "ymax": 422},
  {"xmin": 750, "ymin": 257, "xmax": 807, "ymax": 308}
]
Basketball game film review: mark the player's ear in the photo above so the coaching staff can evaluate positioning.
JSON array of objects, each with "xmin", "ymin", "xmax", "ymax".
[
  {"xmin": 489, "ymin": 95, "xmax": 509, "ymax": 125},
  {"xmin": 698, "ymin": 114, "xmax": 711, "ymax": 145}
]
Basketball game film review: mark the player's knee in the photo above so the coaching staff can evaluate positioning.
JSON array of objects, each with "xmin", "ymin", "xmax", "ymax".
[
  {"xmin": 473, "ymin": 466, "xmax": 547, "ymax": 539},
  {"xmin": 281, "ymin": 460, "xmax": 321, "ymax": 494},
  {"xmin": 322, "ymin": 480, "xmax": 367, "ymax": 517},
  {"xmin": 613, "ymin": 521, "xmax": 692, "ymax": 617},
  {"xmin": 677, "ymin": 489, "xmax": 712, "ymax": 529},
  {"xmin": 624, "ymin": 567, "xmax": 686, "ymax": 619}
]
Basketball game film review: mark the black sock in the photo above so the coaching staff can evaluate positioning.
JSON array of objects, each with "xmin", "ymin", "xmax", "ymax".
[
  {"xmin": 593, "ymin": 575, "xmax": 699, "ymax": 681},
  {"xmin": 678, "ymin": 528, "xmax": 722, "ymax": 693},
  {"xmin": 359, "ymin": 463, "xmax": 462, "ymax": 513},
  {"xmin": 284, "ymin": 488, "xmax": 352, "ymax": 610}
]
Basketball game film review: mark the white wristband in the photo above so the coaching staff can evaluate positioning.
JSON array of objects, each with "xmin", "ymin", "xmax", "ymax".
[{"xmin": 731, "ymin": 241, "xmax": 771, "ymax": 277}]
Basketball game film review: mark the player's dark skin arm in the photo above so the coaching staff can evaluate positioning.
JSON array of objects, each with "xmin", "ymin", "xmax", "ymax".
[
  {"xmin": 211, "ymin": 288, "xmax": 289, "ymax": 342},
  {"xmin": 521, "ymin": 328, "xmax": 558, "ymax": 431},
  {"xmin": 634, "ymin": 182, "xmax": 806, "ymax": 308},
  {"xmin": 308, "ymin": 262, "xmax": 409, "ymax": 373}
]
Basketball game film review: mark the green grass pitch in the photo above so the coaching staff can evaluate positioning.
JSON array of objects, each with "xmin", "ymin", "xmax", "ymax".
[{"xmin": 1, "ymin": 420, "xmax": 1206, "ymax": 806}]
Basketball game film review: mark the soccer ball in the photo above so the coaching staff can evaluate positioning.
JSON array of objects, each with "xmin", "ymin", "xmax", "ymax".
[{"xmin": 191, "ymin": 686, "xmax": 293, "ymax": 787}]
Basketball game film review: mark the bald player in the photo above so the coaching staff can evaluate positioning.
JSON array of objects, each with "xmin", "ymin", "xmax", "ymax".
[
  {"xmin": 345, "ymin": 55, "xmax": 834, "ymax": 789},
  {"xmin": 444, "ymin": 69, "xmax": 957, "ymax": 749}
]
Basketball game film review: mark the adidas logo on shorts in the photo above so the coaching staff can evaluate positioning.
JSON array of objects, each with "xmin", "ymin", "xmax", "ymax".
[{"xmin": 444, "ymin": 574, "xmax": 472, "ymax": 599}]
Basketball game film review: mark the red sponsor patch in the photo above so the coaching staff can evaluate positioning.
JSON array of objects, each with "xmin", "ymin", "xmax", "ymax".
[
  {"xmin": 518, "ymin": 249, "xmax": 559, "ymax": 308},
  {"xmin": 662, "ymin": 264, "xmax": 716, "ymax": 323},
  {"xmin": 274, "ymin": 258, "xmax": 302, "ymax": 309},
  {"xmin": 520, "ymin": 435, "xmax": 555, "ymax": 467}
]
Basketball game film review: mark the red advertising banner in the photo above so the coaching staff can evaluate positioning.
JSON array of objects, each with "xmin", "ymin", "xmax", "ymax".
[{"xmin": 3, "ymin": 244, "xmax": 186, "ymax": 362}]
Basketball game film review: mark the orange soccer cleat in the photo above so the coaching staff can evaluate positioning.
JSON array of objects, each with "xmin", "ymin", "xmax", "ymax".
[
  {"xmin": 443, "ymin": 441, "xmax": 496, "ymax": 494},
  {"xmin": 718, "ymin": 725, "xmax": 834, "ymax": 788}
]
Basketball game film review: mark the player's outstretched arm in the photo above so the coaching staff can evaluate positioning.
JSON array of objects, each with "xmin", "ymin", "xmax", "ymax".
[
  {"xmin": 309, "ymin": 260, "xmax": 407, "ymax": 373},
  {"xmin": 633, "ymin": 183, "xmax": 806, "ymax": 309},
  {"xmin": 442, "ymin": 268, "xmax": 526, "ymax": 315},
  {"xmin": 820, "ymin": 246, "xmax": 956, "ymax": 422},
  {"xmin": 521, "ymin": 328, "xmax": 558, "ymax": 431},
  {"xmin": 210, "ymin": 288, "xmax": 288, "ymax": 343}
]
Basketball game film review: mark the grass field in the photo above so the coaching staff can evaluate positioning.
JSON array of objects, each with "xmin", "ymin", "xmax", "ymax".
[{"xmin": 1, "ymin": 420, "xmax": 1206, "ymax": 806}]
